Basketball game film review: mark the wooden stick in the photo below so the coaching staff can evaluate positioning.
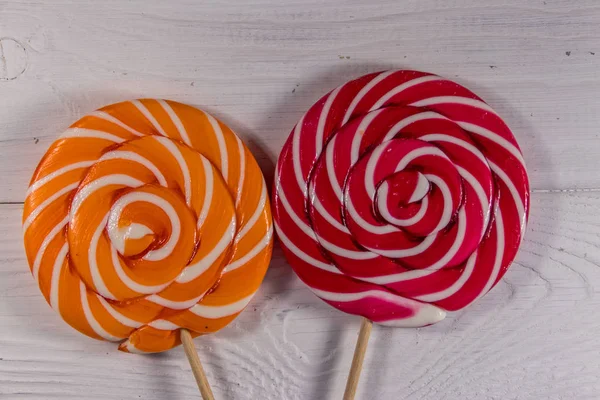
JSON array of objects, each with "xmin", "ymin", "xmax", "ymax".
[
  {"xmin": 180, "ymin": 328, "xmax": 215, "ymax": 400},
  {"xmin": 343, "ymin": 317, "xmax": 373, "ymax": 400}
]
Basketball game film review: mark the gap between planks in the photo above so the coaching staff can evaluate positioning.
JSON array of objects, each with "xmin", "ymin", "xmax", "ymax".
[{"xmin": 3, "ymin": 187, "xmax": 600, "ymax": 207}]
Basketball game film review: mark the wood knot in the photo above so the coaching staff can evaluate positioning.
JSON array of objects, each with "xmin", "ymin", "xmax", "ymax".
[{"xmin": 0, "ymin": 38, "xmax": 28, "ymax": 81}]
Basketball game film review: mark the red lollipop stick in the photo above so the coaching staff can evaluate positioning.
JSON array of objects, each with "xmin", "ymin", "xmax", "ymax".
[
  {"xmin": 343, "ymin": 317, "xmax": 372, "ymax": 400},
  {"xmin": 273, "ymin": 70, "xmax": 530, "ymax": 398}
]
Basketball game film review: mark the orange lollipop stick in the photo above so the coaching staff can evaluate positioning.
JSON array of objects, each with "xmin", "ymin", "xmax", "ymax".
[{"xmin": 181, "ymin": 328, "xmax": 215, "ymax": 400}]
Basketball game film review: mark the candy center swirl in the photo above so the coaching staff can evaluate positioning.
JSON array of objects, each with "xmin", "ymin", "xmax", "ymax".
[{"xmin": 66, "ymin": 136, "xmax": 236, "ymax": 302}]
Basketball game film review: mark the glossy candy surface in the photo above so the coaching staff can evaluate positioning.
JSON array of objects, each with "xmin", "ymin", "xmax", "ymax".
[
  {"xmin": 23, "ymin": 99, "xmax": 273, "ymax": 353},
  {"xmin": 273, "ymin": 70, "xmax": 529, "ymax": 326}
]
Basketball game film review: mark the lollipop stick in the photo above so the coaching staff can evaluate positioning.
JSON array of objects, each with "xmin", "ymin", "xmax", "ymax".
[
  {"xmin": 180, "ymin": 328, "xmax": 215, "ymax": 400},
  {"xmin": 343, "ymin": 317, "xmax": 373, "ymax": 400}
]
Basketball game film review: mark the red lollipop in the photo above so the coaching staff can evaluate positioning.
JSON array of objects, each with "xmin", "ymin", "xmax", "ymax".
[{"xmin": 272, "ymin": 70, "xmax": 529, "ymax": 398}]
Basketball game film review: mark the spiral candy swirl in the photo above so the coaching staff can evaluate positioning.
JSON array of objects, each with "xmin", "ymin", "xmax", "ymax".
[
  {"xmin": 273, "ymin": 70, "xmax": 529, "ymax": 326},
  {"xmin": 23, "ymin": 99, "xmax": 273, "ymax": 352}
]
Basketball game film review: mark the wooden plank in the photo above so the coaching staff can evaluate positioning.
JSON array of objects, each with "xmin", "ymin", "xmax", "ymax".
[
  {"xmin": 2, "ymin": 191, "xmax": 600, "ymax": 399},
  {"xmin": 1, "ymin": 0, "xmax": 600, "ymax": 202},
  {"xmin": 3, "ymin": 1, "xmax": 600, "ymax": 399}
]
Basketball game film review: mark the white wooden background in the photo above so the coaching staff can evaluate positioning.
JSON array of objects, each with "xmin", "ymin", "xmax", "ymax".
[{"xmin": 1, "ymin": 0, "xmax": 599, "ymax": 399}]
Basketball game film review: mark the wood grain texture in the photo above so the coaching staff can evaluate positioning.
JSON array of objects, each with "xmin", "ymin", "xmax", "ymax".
[
  {"xmin": 1, "ymin": 0, "xmax": 600, "ymax": 399},
  {"xmin": 1, "ymin": 0, "xmax": 600, "ymax": 200}
]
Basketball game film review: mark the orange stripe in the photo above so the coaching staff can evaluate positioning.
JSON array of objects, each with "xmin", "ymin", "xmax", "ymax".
[
  {"xmin": 119, "ymin": 326, "xmax": 180, "ymax": 353},
  {"xmin": 202, "ymin": 246, "xmax": 272, "ymax": 306},
  {"xmin": 169, "ymin": 312, "xmax": 238, "ymax": 335},
  {"xmin": 72, "ymin": 115, "xmax": 139, "ymax": 141},
  {"xmin": 139, "ymin": 99, "xmax": 183, "ymax": 140},
  {"xmin": 98, "ymin": 100, "xmax": 157, "ymax": 136},
  {"xmin": 23, "ymin": 201, "xmax": 69, "ymax": 265},
  {"xmin": 108, "ymin": 298, "xmax": 163, "ymax": 325},
  {"xmin": 28, "ymin": 138, "xmax": 117, "ymax": 185},
  {"xmin": 57, "ymin": 265, "xmax": 103, "ymax": 340},
  {"xmin": 87, "ymin": 294, "xmax": 134, "ymax": 339}
]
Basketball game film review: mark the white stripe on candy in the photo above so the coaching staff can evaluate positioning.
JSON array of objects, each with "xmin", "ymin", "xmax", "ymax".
[
  {"xmin": 131, "ymin": 100, "xmax": 168, "ymax": 136},
  {"xmin": 80, "ymin": 282, "xmax": 122, "ymax": 341},
  {"xmin": 99, "ymin": 150, "xmax": 167, "ymax": 187},
  {"xmin": 176, "ymin": 216, "xmax": 236, "ymax": 283},
  {"xmin": 49, "ymin": 243, "xmax": 68, "ymax": 311},
  {"xmin": 154, "ymin": 136, "xmax": 192, "ymax": 205},
  {"xmin": 89, "ymin": 111, "xmax": 145, "ymax": 137},
  {"xmin": 203, "ymin": 111, "xmax": 229, "ymax": 181},
  {"xmin": 26, "ymin": 161, "xmax": 95, "ymax": 196},
  {"xmin": 158, "ymin": 99, "xmax": 191, "ymax": 145},
  {"xmin": 23, "ymin": 183, "xmax": 78, "ymax": 233},
  {"xmin": 61, "ymin": 127, "xmax": 126, "ymax": 143}
]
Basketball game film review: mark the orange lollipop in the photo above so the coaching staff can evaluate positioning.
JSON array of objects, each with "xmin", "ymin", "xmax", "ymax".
[{"xmin": 23, "ymin": 99, "xmax": 273, "ymax": 354}]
